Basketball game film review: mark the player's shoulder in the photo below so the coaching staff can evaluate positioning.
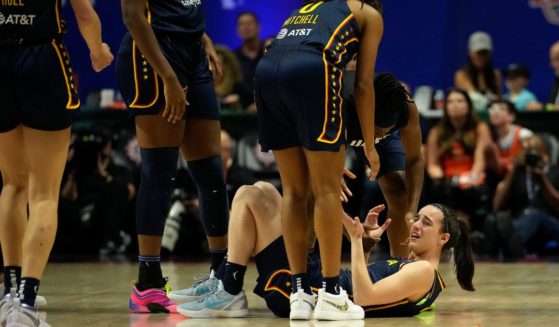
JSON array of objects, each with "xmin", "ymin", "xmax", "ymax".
[{"xmin": 347, "ymin": 0, "xmax": 382, "ymax": 24}]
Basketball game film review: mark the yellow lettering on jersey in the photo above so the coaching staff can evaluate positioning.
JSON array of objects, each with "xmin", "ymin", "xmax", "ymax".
[
  {"xmin": 387, "ymin": 260, "xmax": 398, "ymax": 266},
  {"xmin": 283, "ymin": 14, "xmax": 319, "ymax": 26},
  {"xmin": 1, "ymin": 0, "xmax": 25, "ymax": 7},
  {"xmin": 299, "ymin": 1, "xmax": 324, "ymax": 14}
]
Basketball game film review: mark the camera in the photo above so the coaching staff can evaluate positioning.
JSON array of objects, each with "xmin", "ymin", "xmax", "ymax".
[{"xmin": 525, "ymin": 151, "xmax": 541, "ymax": 167}]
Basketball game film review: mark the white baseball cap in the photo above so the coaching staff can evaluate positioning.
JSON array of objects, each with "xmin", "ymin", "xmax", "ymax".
[{"xmin": 468, "ymin": 31, "xmax": 493, "ymax": 53}]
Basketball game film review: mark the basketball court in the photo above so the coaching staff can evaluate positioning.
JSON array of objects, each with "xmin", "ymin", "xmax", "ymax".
[{"xmin": 40, "ymin": 262, "xmax": 559, "ymax": 326}]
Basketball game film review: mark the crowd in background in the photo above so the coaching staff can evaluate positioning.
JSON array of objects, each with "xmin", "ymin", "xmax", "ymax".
[{"xmin": 2, "ymin": 12, "xmax": 559, "ymax": 262}]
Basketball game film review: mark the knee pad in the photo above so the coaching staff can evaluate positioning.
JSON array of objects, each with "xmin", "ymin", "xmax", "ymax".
[
  {"xmin": 136, "ymin": 147, "xmax": 179, "ymax": 236},
  {"xmin": 187, "ymin": 156, "xmax": 229, "ymax": 237}
]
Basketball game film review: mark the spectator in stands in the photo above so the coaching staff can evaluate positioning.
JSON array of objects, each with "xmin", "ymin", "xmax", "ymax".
[
  {"xmin": 503, "ymin": 64, "xmax": 542, "ymax": 111},
  {"xmin": 235, "ymin": 11, "xmax": 263, "ymax": 111},
  {"xmin": 427, "ymin": 89, "xmax": 494, "ymax": 182},
  {"xmin": 493, "ymin": 135, "xmax": 559, "ymax": 255},
  {"xmin": 221, "ymin": 130, "xmax": 255, "ymax": 202},
  {"xmin": 489, "ymin": 100, "xmax": 533, "ymax": 176},
  {"xmin": 58, "ymin": 129, "xmax": 134, "ymax": 256},
  {"xmin": 426, "ymin": 89, "xmax": 496, "ymax": 228},
  {"xmin": 455, "ymin": 31, "xmax": 501, "ymax": 113},
  {"xmin": 214, "ymin": 45, "xmax": 252, "ymax": 110},
  {"xmin": 549, "ymin": 41, "xmax": 559, "ymax": 110}
]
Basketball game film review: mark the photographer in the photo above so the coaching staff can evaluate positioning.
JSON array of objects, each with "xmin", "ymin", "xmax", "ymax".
[
  {"xmin": 493, "ymin": 135, "xmax": 559, "ymax": 254},
  {"xmin": 57, "ymin": 129, "xmax": 135, "ymax": 257}
]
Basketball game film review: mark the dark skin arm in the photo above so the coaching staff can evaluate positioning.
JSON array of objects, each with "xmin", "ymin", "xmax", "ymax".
[
  {"xmin": 121, "ymin": 0, "xmax": 187, "ymax": 123},
  {"xmin": 350, "ymin": 1, "xmax": 384, "ymax": 180},
  {"xmin": 399, "ymin": 101, "xmax": 424, "ymax": 216}
]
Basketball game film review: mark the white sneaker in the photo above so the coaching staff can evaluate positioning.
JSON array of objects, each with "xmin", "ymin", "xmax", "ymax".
[
  {"xmin": 34, "ymin": 296, "xmax": 47, "ymax": 308},
  {"xmin": 6, "ymin": 298, "xmax": 50, "ymax": 327},
  {"xmin": 313, "ymin": 288, "xmax": 364, "ymax": 320},
  {"xmin": 289, "ymin": 289, "xmax": 315, "ymax": 320},
  {"xmin": 0, "ymin": 285, "xmax": 46, "ymax": 307},
  {"xmin": 0, "ymin": 288, "xmax": 17, "ymax": 326}
]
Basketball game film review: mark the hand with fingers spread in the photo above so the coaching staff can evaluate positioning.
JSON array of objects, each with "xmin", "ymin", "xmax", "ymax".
[
  {"xmin": 341, "ymin": 167, "xmax": 356, "ymax": 203},
  {"xmin": 343, "ymin": 204, "xmax": 391, "ymax": 243},
  {"xmin": 161, "ymin": 75, "xmax": 188, "ymax": 124},
  {"xmin": 362, "ymin": 204, "xmax": 392, "ymax": 242}
]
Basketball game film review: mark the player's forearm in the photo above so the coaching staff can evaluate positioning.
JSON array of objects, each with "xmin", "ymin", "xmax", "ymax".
[
  {"xmin": 350, "ymin": 238, "xmax": 375, "ymax": 305},
  {"xmin": 122, "ymin": 9, "xmax": 176, "ymax": 81},
  {"xmin": 74, "ymin": 9, "xmax": 103, "ymax": 54},
  {"xmin": 406, "ymin": 157, "xmax": 424, "ymax": 213},
  {"xmin": 355, "ymin": 83, "xmax": 375, "ymax": 147}
]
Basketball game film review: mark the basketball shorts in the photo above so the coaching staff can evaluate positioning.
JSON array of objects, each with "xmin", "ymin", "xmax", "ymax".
[
  {"xmin": 255, "ymin": 45, "xmax": 347, "ymax": 152},
  {"xmin": 0, "ymin": 39, "xmax": 79, "ymax": 132},
  {"xmin": 116, "ymin": 33, "xmax": 220, "ymax": 120}
]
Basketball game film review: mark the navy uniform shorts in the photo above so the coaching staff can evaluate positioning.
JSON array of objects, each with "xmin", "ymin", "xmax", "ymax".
[
  {"xmin": 255, "ymin": 45, "xmax": 347, "ymax": 152},
  {"xmin": 0, "ymin": 39, "xmax": 79, "ymax": 132},
  {"xmin": 353, "ymin": 131, "xmax": 406, "ymax": 178},
  {"xmin": 116, "ymin": 33, "xmax": 219, "ymax": 120},
  {"xmin": 253, "ymin": 237, "xmax": 323, "ymax": 317}
]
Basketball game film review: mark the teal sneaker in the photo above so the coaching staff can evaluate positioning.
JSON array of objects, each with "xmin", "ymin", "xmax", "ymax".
[
  {"xmin": 168, "ymin": 271, "xmax": 218, "ymax": 304},
  {"xmin": 176, "ymin": 280, "xmax": 248, "ymax": 318}
]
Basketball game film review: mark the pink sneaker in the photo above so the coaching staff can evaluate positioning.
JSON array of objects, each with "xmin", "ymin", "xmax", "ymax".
[{"xmin": 129, "ymin": 284, "xmax": 177, "ymax": 314}]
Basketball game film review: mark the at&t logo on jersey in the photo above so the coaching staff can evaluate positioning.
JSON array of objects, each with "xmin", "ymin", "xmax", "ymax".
[
  {"xmin": 0, "ymin": 11, "xmax": 36, "ymax": 26},
  {"xmin": 181, "ymin": 0, "xmax": 201, "ymax": 7},
  {"xmin": 277, "ymin": 28, "xmax": 313, "ymax": 39},
  {"xmin": 276, "ymin": 28, "xmax": 288, "ymax": 39}
]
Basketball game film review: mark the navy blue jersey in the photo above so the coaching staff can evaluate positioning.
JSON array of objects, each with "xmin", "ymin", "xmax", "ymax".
[
  {"xmin": 148, "ymin": 0, "xmax": 204, "ymax": 37},
  {"xmin": 0, "ymin": 0, "xmax": 64, "ymax": 40},
  {"xmin": 272, "ymin": 0, "xmax": 360, "ymax": 68},
  {"xmin": 340, "ymin": 258, "xmax": 446, "ymax": 317}
]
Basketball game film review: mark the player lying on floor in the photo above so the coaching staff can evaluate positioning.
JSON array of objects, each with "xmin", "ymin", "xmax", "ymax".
[{"xmin": 171, "ymin": 181, "xmax": 475, "ymax": 318}]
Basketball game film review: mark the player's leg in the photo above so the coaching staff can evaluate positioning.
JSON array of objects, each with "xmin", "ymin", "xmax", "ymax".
[
  {"xmin": 177, "ymin": 182, "xmax": 282, "ymax": 318},
  {"xmin": 304, "ymin": 148, "xmax": 345, "ymax": 291},
  {"xmin": 131, "ymin": 114, "xmax": 184, "ymax": 313},
  {"xmin": 274, "ymin": 148, "xmax": 311, "ymax": 291},
  {"xmin": 115, "ymin": 32, "xmax": 183, "ymax": 313},
  {"xmin": 305, "ymin": 146, "xmax": 364, "ymax": 320},
  {"xmin": 20, "ymin": 127, "xmax": 70, "ymax": 305},
  {"xmin": 0, "ymin": 126, "xmax": 28, "ymax": 324},
  {"xmin": 222, "ymin": 182, "xmax": 282, "ymax": 293},
  {"xmin": 379, "ymin": 171, "xmax": 411, "ymax": 257},
  {"xmin": 376, "ymin": 134, "xmax": 410, "ymax": 257},
  {"xmin": 180, "ymin": 118, "xmax": 229, "ymax": 274}
]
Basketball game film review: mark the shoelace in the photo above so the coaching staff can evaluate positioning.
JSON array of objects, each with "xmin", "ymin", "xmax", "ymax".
[
  {"xmin": 195, "ymin": 281, "xmax": 220, "ymax": 302},
  {"xmin": 191, "ymin": 274, "xmax": 210, "ymax": 287}
]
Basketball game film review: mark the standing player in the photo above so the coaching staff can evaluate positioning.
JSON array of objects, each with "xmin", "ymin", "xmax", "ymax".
[
  {"xmin": 343, "ymin": 71, "xmax": 424, "ymax": 257},
  {"xmin": 0, "ymin": 0, "xmax": 113, "ymax": 326},
  {"xmin": 254, "ymin": 0, "xmax": 383, "ymax": 320},
  {"xmin": 117, "ymin": 0, "xmax": 230, "ymax": 313}
]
